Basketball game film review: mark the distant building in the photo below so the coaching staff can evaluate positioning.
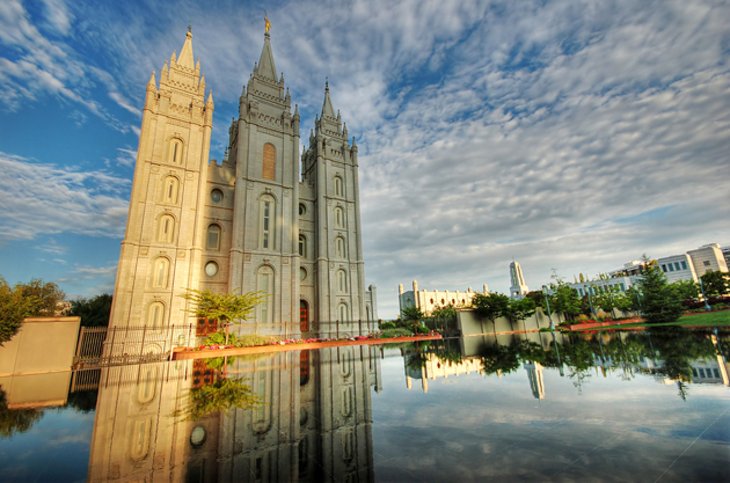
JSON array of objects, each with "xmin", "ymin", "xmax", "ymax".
[
  {"xmin": 398, "ymin": 280, "xmax": 488, "ymax": 316},
  {"xmin": 509, "ymin": 260, "xmax": 529, "ymax": 299},
  {"xmin": 687, "ymin": 243, "xmax": 729, "ymax": 278},
  {"xmin": 656, "ymin": 253, "xmax": 696, "ymax": 283},
  {"xmin": 569, "ymin": 275, "xmax": 638, "ymax": 298}
]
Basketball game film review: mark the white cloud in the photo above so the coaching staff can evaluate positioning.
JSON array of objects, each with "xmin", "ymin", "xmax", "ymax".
[{"xmin": 0, "ymin": 152, "xmax": 129, "ymax": 242}]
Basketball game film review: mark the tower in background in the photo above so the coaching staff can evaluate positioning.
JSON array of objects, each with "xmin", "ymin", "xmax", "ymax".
[{"xmin": 509, "ymin": 260, "xmax": 529, "ymax": 299}]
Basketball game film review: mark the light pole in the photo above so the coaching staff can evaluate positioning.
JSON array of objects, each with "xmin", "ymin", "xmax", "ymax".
[
  {"xmin": 699, "ymin": 278, "xmax": 712, "ymax": 312},
  {"xmin": 542, "ymin": 285, "xmax": 554, "ymax": 330}
]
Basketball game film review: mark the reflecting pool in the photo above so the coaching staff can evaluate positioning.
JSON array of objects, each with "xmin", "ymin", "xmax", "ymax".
[{"xmin": 0, "ymin": 327, "xmax": 728, "ymax": 481}]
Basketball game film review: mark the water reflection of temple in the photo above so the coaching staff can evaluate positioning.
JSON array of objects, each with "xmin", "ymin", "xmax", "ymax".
[{"xmin": 87, "ymin": 346, "xmax": 381, "ymax": 482}]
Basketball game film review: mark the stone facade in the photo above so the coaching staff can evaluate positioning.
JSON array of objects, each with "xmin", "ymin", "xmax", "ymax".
[
  {"xmin": 398, "ymin": 279, "xmax": 489, "ymax": 316},
  {"xmin": 109, "ymin": 26, "xmax": 375, "ymax": 338}
]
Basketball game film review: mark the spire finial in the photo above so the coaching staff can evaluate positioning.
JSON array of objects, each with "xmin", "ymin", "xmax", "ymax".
[
  {"xmin": 325, "ymin": 77, "xmax": 329, "ymax": 91},
  {"xmin": 264, "ymin": 14, "xmax": 271, "ymax": 34}
]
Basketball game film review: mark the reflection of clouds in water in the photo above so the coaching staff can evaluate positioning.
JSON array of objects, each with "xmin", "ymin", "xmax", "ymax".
[{"xmin": 372, "ymin": 360, "xmax": 730, "ymax": 481}]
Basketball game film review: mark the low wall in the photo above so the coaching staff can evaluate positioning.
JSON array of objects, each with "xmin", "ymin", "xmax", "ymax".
[
  {"xmin": 0, "ymin": 316, "xmax": 81, "ymax": 376},
  {"xmin": 457, "ymin": 308, "xmax": 560, "ymax": 337}
]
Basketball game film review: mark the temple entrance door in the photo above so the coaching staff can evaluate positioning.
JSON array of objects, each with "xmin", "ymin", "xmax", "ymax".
[{"xmin": 299, "ymin": 300, "xmax": 309, "ymax": 332}]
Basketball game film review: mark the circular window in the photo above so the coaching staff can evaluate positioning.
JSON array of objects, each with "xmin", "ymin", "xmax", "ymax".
[
  {"xmin": 300, "ymin": 267, "xmax": 307, "ymax": 281},
  {"xmin": 190, "ymin": 426, "xmax": 206, "ymax": 447},
  {"xmin": 205, "ymin": 261, "xmax": 219, "ymax": 277},
  {"xmin": 298, "ymin": 203, "xmax": 306, "ymax": 216},
  {"xmin": 211, "ymin": 189, "xmax": 223, "ymax": 203}
]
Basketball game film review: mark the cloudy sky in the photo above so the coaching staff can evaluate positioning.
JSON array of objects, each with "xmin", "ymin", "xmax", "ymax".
[{"xmin": 0, "ymin": 0, "xmax": 728, "ymax": 318}]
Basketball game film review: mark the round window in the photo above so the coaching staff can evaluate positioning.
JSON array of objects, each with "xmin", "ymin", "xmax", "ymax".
[
  {"xmin": 298, "ymin": 203, "xmax": 306, "ymax": 216},
  {"xmin": 190, "ymin": 425, "xmax": 206, "ymax": 447},
  {"xmin": 300, "ymin": 267, "xmax": 307, "ymax": 281},
  {"xmin": 205, "ymin": 261, "xmax": 219, "ymax": 277},
  {"xmin": 211, "ymin": 189, "xmax": 223, "ymax": 203}
]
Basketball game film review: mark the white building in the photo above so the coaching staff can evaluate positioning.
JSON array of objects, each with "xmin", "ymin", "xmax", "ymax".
[
  {"xmin": 398, "ymin": 280, "xmax": 488, "ymax": 316},
  {"xmin": 109, "ymin": 25, "xmax": 377, "ymax": 338}
]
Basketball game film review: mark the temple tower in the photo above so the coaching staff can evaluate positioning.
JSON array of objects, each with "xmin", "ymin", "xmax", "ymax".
[
  {"xmin": 109, "ymin": 29, "xmax": 213, "ymax": 329},
  {"xmin": 300, "ymin": 83, "xmax": 366, "ymax": 334},
  {"xmin": 225, "ymin": 27, "xmax": 300, "ymax": 336},
  {"xmin": 509, "ymin": 260, "xmax": 529, "ymax": 299}
]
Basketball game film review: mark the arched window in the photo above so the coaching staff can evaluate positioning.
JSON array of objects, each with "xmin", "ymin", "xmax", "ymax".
[
  {"xmin": 259, "ymin": 195, "xmax": 276, "ymax": 249},
  {"xmin": 300, "ymin": 300, "xmax": 309, "ymax": 333},
  {"xmin": 157, "ymin": 214, "xmax": 175, "ymax": 243},
  {"xmin": 162, "ymin": 176, "xmax": 180, "ymax": 204},
  {"xmin": 168, "ymin": 138, "xmax": 183, "ymax": 164},
  {"xmin": 337, "ymin": 269, "xmax": 348, "ymax": 292},
  {"xmin": 147, "ymin": 301, "xmax": 165, "ymax": 328},
  {"xmin": 151, "ymin": 257, "xmax": 170, "ymax": 289},
  {"xmin": 336, "ymin": 236, "xmax": 346, "ymax": 258},
  {"xmin": 256, "ymin": 265, "xmax": 274, "ymax": 323},
  {"xmin": 334, "ymin": 176, "xmax": 343, "ymax": 196},
  {"xmin": 298, "ymin": 235, "xmax": 306, "ymax": 257},
  {"xmin": 338, "ymin": 302, "xmax": 349, "ymax": 322},
  {"xmin": 334, "ymin": 206, "xmax": 344, "ymax": 228},
  {"xmin": 206, "ymin": 224, "xmax": 221, "ymax": 251},
  {"xmin": 263, "ymin": 143, "xmax": 276, "ymax": 180}
]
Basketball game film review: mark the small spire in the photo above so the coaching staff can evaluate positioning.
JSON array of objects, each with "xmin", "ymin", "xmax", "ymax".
[
  {"xmin": 321, "ymin": 79, "xmax": 335, "ymax": 118},
  {"xmin": 294, "ymin": 103, "xmax": 299, "ymax": 116},
  {"xmin": 206, "ymin": 91, "xmax": 214, "ymax": 106},
  {"xmin": 147, "ymin": 71, "xmax": 156, "ymax": 90}
]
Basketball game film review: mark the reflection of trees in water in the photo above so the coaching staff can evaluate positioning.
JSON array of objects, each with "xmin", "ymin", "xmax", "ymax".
[
  {"xmin": 0, "ymin": 388, "xmax": 43, "ymax": 437},
  {"xmin": 178, "ymin": 377, "xmax": 261, "ymax": 421},
  {"xmin": 66, "ymin": 389, "xmax": 98, "ymax": 413},
  {"xmin": 458, "ymin": 328, "xmax": 729, "ymax": 399}
]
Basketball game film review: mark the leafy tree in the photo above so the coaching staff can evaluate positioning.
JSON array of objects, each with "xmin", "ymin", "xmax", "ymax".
[
  {"xmin": 70, "ymin": 294, "xmax": 113, "ymax": 327},
  {"xmin": 400, "ymin": 305, "xmax": 424, "ymax": 323},
  {"xmin": 639, "ymin": 258, "xmax": 683, "ymax": 324},
  {"xmin": 15, "ymin": 279, "xmax": 64, "ymax": 315},
  {"xmin": 524, "ymin": 290, "xmax": 545, "ymax": 309},
  {"xmin": 182, "ymin": 289, "xmax": 266, "ymax": 343},
  {"xmin": 472, "ymin": 292, "xmax": 510, "ymax": 321},
  {"xmin": 623, "ymin": 285, "xmax": 643, "ymax": 311},
  {"xmin": 549, "ymin": 283, "xmax": 582, "ymax": 321},
  {"xmin": 430, "ymin": 304, "xmax": 456, "ymax": 324},
  {"xmin": 700, "ymin": 270, "xmax": 729, "ymax": 298},
  {"xmin": 504, "ymin": 297, "xmax": 536, "ymax": 322},
  {"xmin": 670, "ymin": 280, "xmax": 699, "ymax": 306},
  {"xmin": 0, "ymin": 277, "xmax": 64, "ymax": 345}
]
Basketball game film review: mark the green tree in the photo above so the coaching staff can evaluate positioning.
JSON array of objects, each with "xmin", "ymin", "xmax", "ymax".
[
  {"xmin": 472, "ymin": 292, "xmax": 510, "ymax": 321},
  {"xmin": 182, "ymin": 289, "xmax": 266, "ymax": 342},
  {"xmin": 70, "ymin": 294, "xmax": 113, "ymax": 327},
  {"xmin": 0, "ymin": 277, "xmax": 63, "ymax": 345},
  {"xmin": 16, "ymin": 279, "xmax": 65, "ymax": 315},
  {"xmin": 639, "ymin": 258, "xmax": 683, "ymax": 324},
  {"xmin": 524, "ymin": 290, "xmax": 546, "ymax": 309},
  {"xmin": 700, "ymin": 270, "xmax": 729, "ymax": 298},
  {"xmin": 504, "ymin": 297, "xmax": 536, "ymax": 322},
  {"xmin": 550, "ymin": 283, "xmax": 582, "ymax": 321},
  {"xmin": 670, "ymin": 280, "xmax": 699, "ymax": 305}
]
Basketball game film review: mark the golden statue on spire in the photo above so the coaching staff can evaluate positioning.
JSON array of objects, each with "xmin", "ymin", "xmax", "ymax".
[{"xmin": 264, "ymin": 15, "xmax": 271, "ymax": 34}]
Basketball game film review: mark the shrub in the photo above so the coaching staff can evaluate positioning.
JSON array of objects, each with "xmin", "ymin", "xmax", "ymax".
[{"xmin": 379, "ymin": 321, "xmax": 397, "ymax": 330}]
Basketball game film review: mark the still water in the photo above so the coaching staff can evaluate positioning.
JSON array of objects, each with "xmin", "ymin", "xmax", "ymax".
[{"xmin": 0, "ymin": 327, "xmax": 728, "ymax": 482}]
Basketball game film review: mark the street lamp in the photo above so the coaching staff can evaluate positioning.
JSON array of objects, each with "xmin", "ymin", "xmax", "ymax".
[
  {"xmin": 699, "ymin": 278, "xmax": 712, "ymax": 312},
  {"xmin": 542, "ymin": 285, "xmax": 554, "ymax": 330}
]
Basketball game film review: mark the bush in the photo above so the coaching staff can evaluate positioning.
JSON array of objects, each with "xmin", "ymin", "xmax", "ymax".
[
  {"xmin": 379, "ymin": 327, "xmax": 413, "ymax": 338},
  {"xmin": 379, "ymin": 321, "xmax": 397, "ymax": 330}
]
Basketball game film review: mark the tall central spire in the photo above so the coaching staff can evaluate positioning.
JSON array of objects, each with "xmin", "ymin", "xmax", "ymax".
[
  {"xmin": 177, "ymin": 26, "xmax": 195, "ymax": 68},
  {"xmin": 255, "ymin": 17, "xmax": 277, "ymax": 80}
]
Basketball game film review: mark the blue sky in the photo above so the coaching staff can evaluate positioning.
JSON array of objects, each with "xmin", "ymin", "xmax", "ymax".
[{"xmin": 0, "ymin": 0, "xmax": 729, "ymax": 318}]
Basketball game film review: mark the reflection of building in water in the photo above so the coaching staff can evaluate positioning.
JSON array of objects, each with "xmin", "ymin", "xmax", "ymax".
[
  {"xmin": 509, "ymin": 260, "xmax": 529, "ymax": 299},
  {"xmin": 398, "ymin": 280, "xmax": 489, "ymax": 316},
  {"xmin": 88, "ymin": 345, "xmax": 380, "ymax": 482},
  {"xmin": 404, "ymin": 352, "xmax": 483, "ymax": 393},
  {"xmin": 523, "ymin": 362, "xmax": 545, "ymax": 400},
  {"xmin": 108, "ymin": 21, "xmax": 376, "ymax": 339}
]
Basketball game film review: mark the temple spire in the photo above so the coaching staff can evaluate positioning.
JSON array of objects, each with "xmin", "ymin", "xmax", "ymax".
[
  {"xmin": 321, "ymin": 79, "xmax": 335, "ymax": 118},
  {"xmin": 255, "ymin": 16, "xmax": 277, "ymax": 80},
  {"xmin": 177, "ymin": 27, "xmax": 195, "ymax": 68}
]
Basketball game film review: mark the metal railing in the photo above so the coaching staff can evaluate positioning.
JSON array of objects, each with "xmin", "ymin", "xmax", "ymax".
[{"xmin": 73, "ymin": 324, "xmax": 195, "ymax": 369}]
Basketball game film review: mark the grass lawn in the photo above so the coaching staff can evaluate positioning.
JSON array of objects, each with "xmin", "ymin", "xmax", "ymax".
[{"xmin": 570, "ymin": 309, "xmax": 730, "ymax": 331}]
